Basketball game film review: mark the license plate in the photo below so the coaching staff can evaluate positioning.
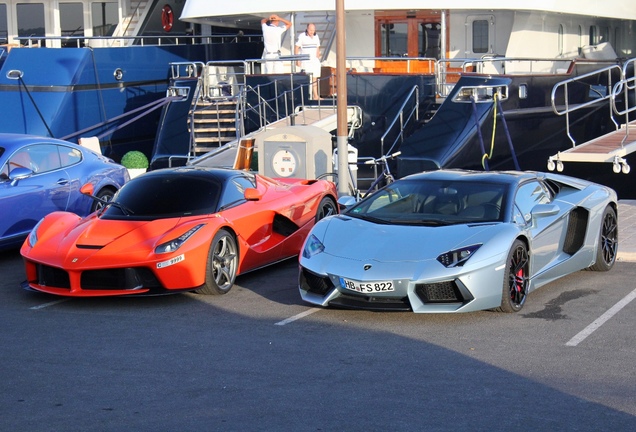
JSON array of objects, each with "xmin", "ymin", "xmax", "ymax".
[{"xmin": 340, "ymin": 277, "xmax": 394, "ymax": 293}]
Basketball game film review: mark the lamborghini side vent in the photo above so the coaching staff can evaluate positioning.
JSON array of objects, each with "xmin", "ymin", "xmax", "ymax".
[{"xmin": 563, "ymin": 207, "xmax": 589, "ymax": 255}]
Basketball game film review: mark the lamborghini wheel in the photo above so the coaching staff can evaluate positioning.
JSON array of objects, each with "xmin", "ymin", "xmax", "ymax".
[
  {"xmin": 588, "ymin": 205, "xmax": 618, "ymax": 271},
  {"xmin": 196, "ymin": 229, "xmax": 238, "ymax": 295},
  {"xmin": 315, "ymin": 196, "xmax": 337, "ymax": 222},
  {"xmin": 497, "ymin": 239, "xmax": 529, "ymax": 313}
]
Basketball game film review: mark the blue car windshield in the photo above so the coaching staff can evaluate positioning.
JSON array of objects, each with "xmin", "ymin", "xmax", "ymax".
[
  {"xmin": 102, "ymin": 173, "xmax": 222, "ymax": 220},
  {"xmin": 346, "ymin": 179, "xmax": 507, "ymax": 225}
]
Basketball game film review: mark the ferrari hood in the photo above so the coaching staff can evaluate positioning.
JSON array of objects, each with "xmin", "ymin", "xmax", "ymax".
[
  {"xmin": 73, "ymin": 218, "xmax": 179, "ymax": 247},
  {"xmin": 319, "ymin": 215, "xmax": 500, "ymax": 262}
]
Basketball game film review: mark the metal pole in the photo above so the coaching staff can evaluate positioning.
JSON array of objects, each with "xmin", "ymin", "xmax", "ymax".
[{"xmin": 336, "ymin": 0, "xmax": 349, "ymax": 196}]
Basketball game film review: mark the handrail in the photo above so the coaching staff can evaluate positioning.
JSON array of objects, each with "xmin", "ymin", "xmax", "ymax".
[
  {"xmin": 551, "ymin": 64, "xmax": 623, "ymax": 146},
  {"xmin": 611, "ymin": 76, "xmax": 636, "ymax": 145},
  {"xmin": 13, "ymin": 33, "xmax": 263, "ymax": 48},
  {"xmin": 115, "ymin": 0, "xmax": 146, "ymax": 41},
  {"xmin": 381, "ymin": 85, "xmax": 420, "ymax": 156}
]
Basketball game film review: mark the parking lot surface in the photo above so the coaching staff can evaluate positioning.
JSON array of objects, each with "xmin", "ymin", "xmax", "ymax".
[{"xmin": 1, "ymin": 235, "xmax": 635, "ymax": 431}]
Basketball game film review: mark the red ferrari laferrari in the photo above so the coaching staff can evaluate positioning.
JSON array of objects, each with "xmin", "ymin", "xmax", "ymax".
[{"xmin": 20, "ymin": 167, "xmax": 338, "ymax": 296}]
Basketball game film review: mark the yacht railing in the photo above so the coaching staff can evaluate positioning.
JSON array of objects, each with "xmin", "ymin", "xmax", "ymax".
[
  {"xmin": 13, "ymin": 33, "xmax": 263, "ymax": 48},
  {"xmin": 381, "ymin": 85, "xmax": 420, "ymax": 156},
  {"xmin": 551, "ymin": 64, "xmax": 623, "ymax": 147},
  {"xmin": 610, "ymin": 58, "xmax": 636, "ymax": 145}
]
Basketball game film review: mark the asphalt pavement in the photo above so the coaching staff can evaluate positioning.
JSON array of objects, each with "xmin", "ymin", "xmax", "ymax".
[
  {"xmin": 0, "ymin": 201, "xmax": 634, "ymax": 431},
  {"xmin": 618, "ymin": 200, "xmax": 636, "ymax": 261}
]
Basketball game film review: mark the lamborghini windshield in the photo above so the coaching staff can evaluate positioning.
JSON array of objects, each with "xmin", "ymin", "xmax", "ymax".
[
  {"xmin": 346, "ymin": 179, "xmax": 507, "ymax": 225},
  {"xmin": 102, "ymin": 172, "xmax": 222, "ymax": 220}
]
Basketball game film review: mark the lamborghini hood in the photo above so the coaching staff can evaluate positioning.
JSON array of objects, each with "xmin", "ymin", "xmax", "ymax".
[{"xmin": 319, "ymin": 215, "xmax": 501, "ymax": 263}]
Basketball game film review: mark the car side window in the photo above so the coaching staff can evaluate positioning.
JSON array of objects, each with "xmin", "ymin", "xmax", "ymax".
[
  {"xmin": 219, "ymin": 175, "xmax": 255, "ymax": 209},
  {"xmin": 7, "ymin": 147, "xmax": 40, "ymax": 174},
  {"xmin": 59, "ymin": 146, "xmax": 82, "ymax": 168},
  {"xmin": 514, "ymin": 181, "xmax": 552, "ymax": 223}
]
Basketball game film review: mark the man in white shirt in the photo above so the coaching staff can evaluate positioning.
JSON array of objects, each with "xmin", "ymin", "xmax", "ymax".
[
  {"xmin": 295, "ymin": 23, "xmax": 321, "ymax": 99},
  {"xmin": 261, "ymin": 14, "xmax": 291, "ymax": 74}
]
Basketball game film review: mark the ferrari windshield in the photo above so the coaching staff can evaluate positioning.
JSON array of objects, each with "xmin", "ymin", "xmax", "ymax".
[
  {"xmin": 346, "ymin": 179, "xmax": 507, "ymax": 225},
  {"xmin": 102, "ymin": 173, "xmax": 222, "ymax": 219}
]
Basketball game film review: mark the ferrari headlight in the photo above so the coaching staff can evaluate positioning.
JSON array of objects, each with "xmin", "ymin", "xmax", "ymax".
[
  {"xmin": 303, "ymin": 234, "xmax": 325, "ymax": 259},
  {"xmin": 155, "ymin": 224, "xmax": 205, "ymax": 254},
  {"xmin": 437, "ymin": 244, "xmax": 481, "ymax": 268},
  {"xmin": 27, "ymin": 219, "xmax": 44, "ymax": 247}
]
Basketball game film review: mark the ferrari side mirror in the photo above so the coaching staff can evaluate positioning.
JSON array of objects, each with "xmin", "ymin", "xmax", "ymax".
[{"xmin": 244, "ymin": 187, "xmax": 262, "ymax": 201}]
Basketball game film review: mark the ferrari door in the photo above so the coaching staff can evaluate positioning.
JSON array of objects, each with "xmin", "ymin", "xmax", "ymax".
[{"xmin": 218, "ymin": 175, "xmax": 285, "ymax": 271}]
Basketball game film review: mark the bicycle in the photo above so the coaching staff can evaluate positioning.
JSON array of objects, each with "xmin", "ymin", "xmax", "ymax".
[
  {"xmin": 317, "ymin": 150, "xmax": 401, "ymax": 201},
  {"xmin": 360, "ymin": 151, "xmax": 401, "ymax": 198}
]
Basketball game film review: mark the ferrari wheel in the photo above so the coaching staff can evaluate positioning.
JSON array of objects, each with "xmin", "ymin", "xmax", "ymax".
[
  {"xmin": 197, "ymin": 229, "xmax": 238, "ymax": 295},
  {"xmin": 91, "ymin": 187, "xmax": 115, "ymax": 213},
  {"xmin": 588, "ymin": 205, "xmax": 618, "ymax": 271},
  {"xmin": 497, "ymin": 239, "xmax": 529, "ymax": 313},
  {"xmin": 315, "ymin": 196, "xmax": 337, "ymax": 222}
]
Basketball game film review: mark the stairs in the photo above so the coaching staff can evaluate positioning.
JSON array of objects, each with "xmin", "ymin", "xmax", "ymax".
[
  {"xmin": 114, "ymin": 0, "xmax": 151, "ymax": 43},
  {"xmin": 189, "ymin": 99, "xmax": 239, "ymax": 155}
]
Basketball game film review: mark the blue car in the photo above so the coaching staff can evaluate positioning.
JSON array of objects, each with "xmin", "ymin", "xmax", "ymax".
[{"xmin": 0, "ymin": 133, "xmax": 128, "ymax": 250}]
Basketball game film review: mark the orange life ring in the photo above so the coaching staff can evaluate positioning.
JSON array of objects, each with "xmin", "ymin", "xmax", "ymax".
[{"xmin": 161, "ymin": 5, "xmax": 174, "ymax": 32}]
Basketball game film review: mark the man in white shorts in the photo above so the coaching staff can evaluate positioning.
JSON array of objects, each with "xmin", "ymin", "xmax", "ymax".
[
  {"xmin": 261, "ymin": 14, "xmax": 291, "ymax": 74},
  {"xmin": 295, "ymin": 23, "xmax": 321, "ymax": 99}
]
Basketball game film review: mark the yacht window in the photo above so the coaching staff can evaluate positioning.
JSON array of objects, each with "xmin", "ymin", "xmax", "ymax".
[
  {"xmin": 558, "ymin": 24, "xmax": 564, "ymax": 56},
  {"xmin": 419, "ymin": 23, "xmax": 441, "ymax": 58},
  {"xmin": 381, "ymin": 22, "xmax": 408, "ymax": 57},
  {"xmin": 589, "ymin": 25, "xmax": 599, "ymax": 45},
  {"xmin": 91, "ymin": 2, "xmax": 118, "ymax": 37},
  {"xmin": 472, "ymin": 20, "xmax": 489, "ymax": 54},
  {"xmin": 0, "ymin": 4, "xmax": 7, "ymax": 44},
  {"xmin": 60, "ymin": 3, "xmax": 84, "ymax": 46},
  {"xmin": 17, "ymin": 3, "xmax": 45, "ymax": 40}
]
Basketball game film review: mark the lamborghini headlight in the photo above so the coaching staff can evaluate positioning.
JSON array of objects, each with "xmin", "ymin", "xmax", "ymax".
[
  {"xmin": 27, "ymin": 219, "xmax": 44, "ymax": 248},
  {"xmin": 303, "ymin": 234, "xmax": 325, "ymax": 259},
  {"xmin": 155, "ymin": 224, "xmax": 205, "ymax": 254},
  {"xmin": 437, "ymin": 244, "xmax": 482, "ymax": 268}
]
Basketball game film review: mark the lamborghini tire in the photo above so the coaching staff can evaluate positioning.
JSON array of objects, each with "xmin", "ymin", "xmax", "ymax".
[
  {"xmin": 497, "ymin": 239, "xmax": 529, "ymax": 313},
  {"xmin": 588, "ymin": 205, "xmax": 618, "ymax": 272},
  {"xmin": 196, "ymin": 229, "xmax": 238, "ymax": 295}
]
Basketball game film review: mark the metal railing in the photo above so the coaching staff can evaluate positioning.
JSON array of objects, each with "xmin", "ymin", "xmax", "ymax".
[
  {"xmin": 13, "ymin": 33, "xmax": 263, "ymax": 48},
  {"xmin": 610, "ymin": 58, "xmax": 636, "ymax": 146},
  {"xmin": 551, "ymin": 64, "xmax": 623, "ymax": 147},
  {"xmin": 381, "ymin": 85, "xmax": 420, "ymax": 156}
]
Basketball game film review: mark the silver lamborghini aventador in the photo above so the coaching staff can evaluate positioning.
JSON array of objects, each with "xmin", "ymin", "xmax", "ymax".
[{"xmin": 299, "ymin": 170, "xmax": 618, "ymax": 313}]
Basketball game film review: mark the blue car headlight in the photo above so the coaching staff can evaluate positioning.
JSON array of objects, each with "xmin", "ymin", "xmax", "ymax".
[
  {"xmin": 437, "ymin": 244, "xmax": 482, "ymax": 268},
  {"xmin": 27, "ymin": 219, "xmax": 44, "ymax": 248},
  {"xmin": 155, "ymin": 224, "xmax": 205, "ymax": 254},
  {"xmin": 303, "ymin": 234, "xmax": 325, "ymax": 259}
]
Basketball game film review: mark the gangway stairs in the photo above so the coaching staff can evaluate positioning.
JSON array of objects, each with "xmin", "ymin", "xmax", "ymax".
[
  {"xmin": 547, "ymin": 120, "xmax": 636, "ymax": 174},
  {"xmin": 192, "ymin": 105, "xmax": 361, "ymax": 171},
  {"xmin": 548, "ymin": 65, "xmax": 636, "ymax": 174}
]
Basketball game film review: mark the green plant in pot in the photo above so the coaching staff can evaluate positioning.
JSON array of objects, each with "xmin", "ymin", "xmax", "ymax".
[{"xmin": 121, "ymin": 151, "xmax": 149, "ymax": 179}]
